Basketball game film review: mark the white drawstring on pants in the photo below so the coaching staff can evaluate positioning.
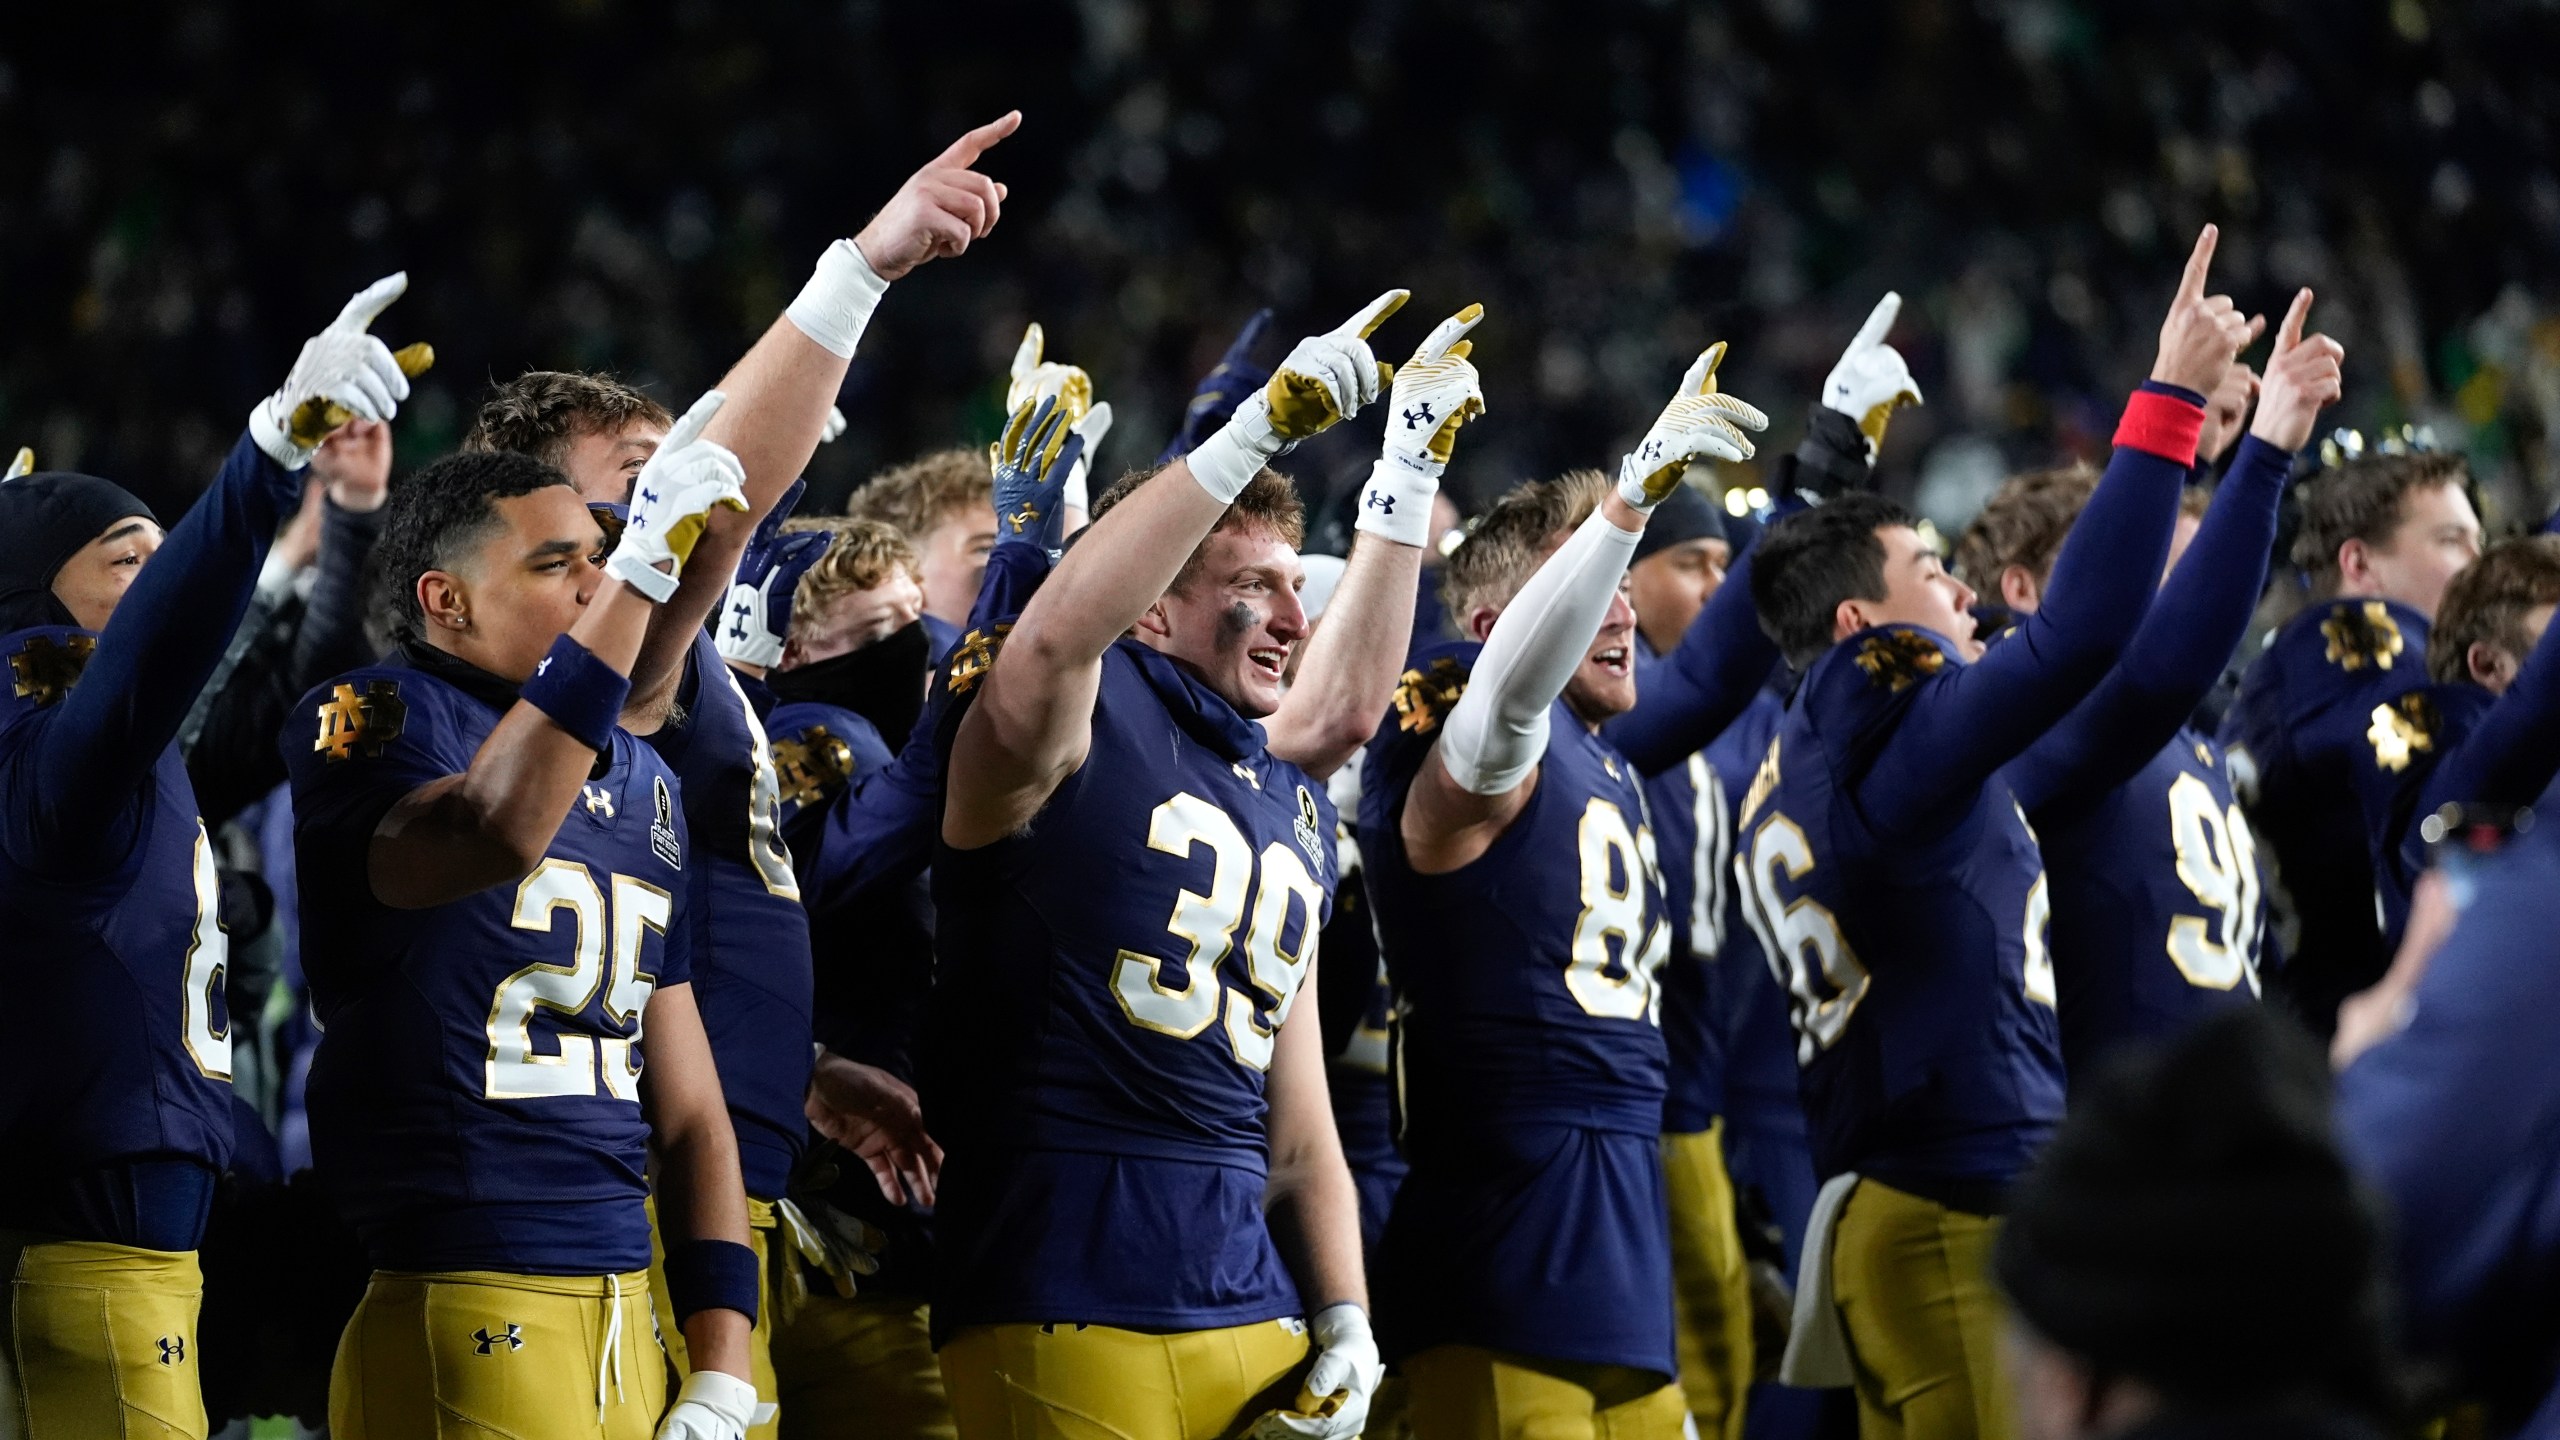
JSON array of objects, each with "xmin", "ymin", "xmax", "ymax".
[{"xmin": 597, "ymin": 1272, "xmax": 627, "ymax": 1422}]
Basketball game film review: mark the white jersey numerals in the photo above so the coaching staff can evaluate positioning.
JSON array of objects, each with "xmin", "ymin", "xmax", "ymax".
[
  {"xmin": 485, "ymin": 860, "xmax": 670, "ymax": 1101},
  {"xmin": 1112, "ymin": 793, "xmax": 1322, "ymax": 1072},
  {"xmin": 1736, "ymin": 812, "xmax": 1867, "ymax": 1065},
  {"xmin": 1686, "ymin": 755, "xmax": 1731, "ymax": 959},
  {"xmin": 1566, "ymin": 798, "xmax": 1670, "ymax": 1022},
  {"xmin": 181, "ymin": 823, "xmax": 233, "ymax": 1081},
  {"xmin": 727, "ymin": 666, "xmax": 801, "ymax": 901},
  {"xmin": 2165, "ymin": 772, "xmax": 2264, "ymax": 994}
]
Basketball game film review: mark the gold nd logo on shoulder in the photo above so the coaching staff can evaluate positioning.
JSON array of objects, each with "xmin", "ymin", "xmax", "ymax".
[
  {"xmin": 2323, "ymin": 601, "xmax": 2405, "ymax": 672},
  {"xmin": 10, "ymin": 632, "xmax": 97, "ymax": 707},
  {"xmin": 1854, "ymin": 630, "xmax": 1945, "ymax": 692},
  {"xmin": 2366, "ymin": 692, "xmax": 2436, "ymax": 773},
  {"xmin": 771, "ymin": 726, "xmax": 855, "ymax": 807},
  {"xmin": 315, "ymin": 679, "xmax": 407, "ymax": 762},
  {"xmin": 946, "ymin": 622, "xmax": 1014, "ymax": 696},
  {"xmin": 1391, "ymin": 657, "xmax": 1468, "ymax": 735}
]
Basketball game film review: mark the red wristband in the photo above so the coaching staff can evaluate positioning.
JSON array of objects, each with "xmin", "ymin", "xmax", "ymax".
[{"xmin": 2113, "ymin": 388, "xmax": 2206, "ymax": 465}]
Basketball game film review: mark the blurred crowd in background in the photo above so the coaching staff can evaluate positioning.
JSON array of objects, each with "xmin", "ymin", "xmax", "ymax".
[{"xmin": 6, "ymin": 0, "xmax": 2559, "ymax": 536}]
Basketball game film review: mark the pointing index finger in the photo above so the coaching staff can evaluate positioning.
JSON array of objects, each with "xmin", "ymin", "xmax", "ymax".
[
  {"xmin": 662, "ymin": 390, "xmax": 728, "ymax": 454},
  {"xmin": 335, "ymin": 272, "xmax": 409, "ymax": 332},
  {"xmin": 2275, "ymin": 287, "xmax": 2314, "ymax": 353},
  {"xmin": 1851, "ymin": 292, "xmax": 1902, "ymax": 351},
  {"xmin": 934, "ymin": 111, "xmax": 1022, "ymax": 171},
  {"xmin": 2176, "ymin": 224, "xmax": 2219, "ymax": 305},
  {"xmin": 1333, "ymin": 289, "xmax": 1410, "ymax": 340},
  {"xmin": 1415, "ymin": 304, "xmax": 1485, "ymax": 364}
]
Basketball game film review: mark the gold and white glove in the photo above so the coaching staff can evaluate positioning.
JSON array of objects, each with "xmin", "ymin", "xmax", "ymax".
[
  {"xmin": 1358, "ymin": 304, "xmax": 1485, "ymax": 547},
  {"xmin": 604, "ymin": 391, "xmax": 751, "ymax": 603},
  {"xmin": 248, "ymin": 273, "xmax": 433, "ymax": 470},
  {"xmin": 1186, "ymin": 290, "xmax": 1407, "ymax": 503},
  {"xmin": 1822, "ymin": 292, "xmax": 1923, "ymax": 458},
  {"xmin": 1617, "ymin": 343, "xmax": 1767, "ymax": 511}
]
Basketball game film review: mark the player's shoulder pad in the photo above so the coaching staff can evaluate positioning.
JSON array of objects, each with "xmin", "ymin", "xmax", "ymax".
[
  {"xmin": 0, "ymin": 625, "xmax": 98, "ymax": 725},
  {"xmin": 1386, "ymin": 640, "xmax": 1478, "ymax": 739},
  {"xmin": 768, "ymin": 701, "xmax": 889, "ymax": 812}
]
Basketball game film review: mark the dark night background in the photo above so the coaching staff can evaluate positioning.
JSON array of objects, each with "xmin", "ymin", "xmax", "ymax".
[{"xmin": 5, "ymin": 0, "xmax": 2558, "ymax": 537}]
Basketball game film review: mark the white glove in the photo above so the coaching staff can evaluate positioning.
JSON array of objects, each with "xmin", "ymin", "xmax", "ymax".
[
  {"xmin": 1360, "ymin": 304, "xmax": 1486, "ymax": 547},
  {"xmin": 1617, "ymin": 343, "xmax": 1768, "ymax": 512},
  {"xmin": 1062, "ymin": 401, "xmax": 1113, "ymax": 515},
  {"xmin": 1822, "ymin": 292, "xmax": 1923, "ymax": 458},
  {"xmin": 249, "ymin": 273, "xmax": 421, "ymax": 470},
  {"xmin": 1188, "ymin": 290, "xmax": 1407, "ymax": 504},
  {"xmin": 1246, "ymin": 1304, "xmax": 1384, "ymax": 1440},
  {"xmin": 821, "ymin": 405, "xmax": 848, "ymax": 444},
  {"xmin": 655, "ymin": 1370, "xmax": 759, "ymax": 1440},
  {"xmin": 605, "ymin": 391, "xmax": 751, "ymax": 603}
]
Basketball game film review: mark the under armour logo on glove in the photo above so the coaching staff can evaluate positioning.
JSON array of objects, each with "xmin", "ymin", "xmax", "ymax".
[
  {"xmin": 637, "ymin": 488, "xmax": 659, "ymax": 509},
  {"xmin": 1366, "ymin": 492, "xmax": 1395, "ymax": 514},
  {"xmin": 474, "ymin": 1324, "xmax": 524, "ymax": 1355},
  {"xmin": 157, "ymin": 1337, "xmax": 184, "ymax": 1366},
  {"xmin": 1402, "ymin": 401, "xmax": 1435, "ymax": 430}
]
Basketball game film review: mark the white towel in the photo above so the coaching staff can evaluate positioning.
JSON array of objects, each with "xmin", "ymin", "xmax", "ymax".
[{"xmin": 1778, "ymin": 1172, "xmax": 1862, "ymax": 1388}]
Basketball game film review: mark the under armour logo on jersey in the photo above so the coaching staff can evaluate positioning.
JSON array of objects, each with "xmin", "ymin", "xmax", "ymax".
[
  {"xmin": 582, "ymin": 784, "xmax": 616, "ymax": 818},
  {"xmin": 473, "ymin": 1324, "xmax": 524, "ymax": 1356},
  {"xmin": 156, "ymin": 1336, "xmax": 184, "ymax": 1366},
  {"xmin": 1402, "ymin": 401, "xmax": 1435, "ymax": 430},
  {"xmin": 1231, "ymin": 761, "xmax": 1263, "ymax": 791}
]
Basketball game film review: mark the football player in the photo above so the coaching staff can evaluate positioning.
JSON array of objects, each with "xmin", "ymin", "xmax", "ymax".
[
  {"xmin": 1734, "ymin": 225, "xmax": 2250, "ymax": 1440},
  {"xmin": 2221, "ymin": 444, "xmax": 2480, "ymax": 1035},
  {"xmin": 2349, "ymin": 535, "xmax": 2560, "ymax": 947},
  {"xmin": 1360, "ymin": 345, "xmax": 1769, "ymax": 1440},
  {"xmin": 1631, "ymin": 296, "xmax": 1920, "ymax": 1440},
  {"xmin": 1973, "ymin": 288, "xmax": 2342, "ymax": 1078},
  {"xmin": 0, "ymin": 276, "xmax": 416, "ymax": 1440},
  {"xmin": 925, "ymin": 293, "xmax": 1482, "ymax": 1440},
  {"xmin": 465, "ymin": 114, "xmax": 1022, "ymax": 1437},
  {"xmin": 283, "ymin": 408, "xmax": 759, "ymax": 1437}
]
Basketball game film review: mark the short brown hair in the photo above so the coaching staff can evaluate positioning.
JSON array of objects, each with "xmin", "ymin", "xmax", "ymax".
[
  {"xmin": 465, "ymin": 371, "xmax": 672, "ymax": 468},
  {"xmin": 2427, "ymin": 535, "xmax": 2560, "ymax": 685},
  {"xmin": 1091, "ymin": 465, "xmax": 1308, "ymax": 592},
  {"xmin": 844, "ymin": 449, "xmax": 993, "ymax": 545},
  {"xmin": 1953, "ymin": 463, "xmax": 2099, "ymax": 589},
  {"xmin": 1442, "ymin": 469, "xmax": 1612, "ymax": 623},
  {"xmin": 2291, "ymin": 454, "xmax": 2471, "ymax": 579},
  {"xmin": 785, "ymin": 517, "xmax": 919, "ymax": 624}
]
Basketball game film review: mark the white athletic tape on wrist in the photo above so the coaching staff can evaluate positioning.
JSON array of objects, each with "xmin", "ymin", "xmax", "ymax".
[
  {"xmin": 785, "ymin": 239, "xmax": 891, "ymax": 359},
  {"xmin": 1354, "ymin": 458, "xmax": 1439, "ymax": 547}
]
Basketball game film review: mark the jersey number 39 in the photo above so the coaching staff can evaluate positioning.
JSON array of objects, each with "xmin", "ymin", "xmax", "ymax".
[{"xmin": 1112, "ymin": 794, "xmax": 1324, "ymax": 1072}]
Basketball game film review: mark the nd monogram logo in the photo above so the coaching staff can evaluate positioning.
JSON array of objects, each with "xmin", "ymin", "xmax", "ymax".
[{"xmin": 474, "ymin": 1323, "xmax": 524, "ymax": 1355}]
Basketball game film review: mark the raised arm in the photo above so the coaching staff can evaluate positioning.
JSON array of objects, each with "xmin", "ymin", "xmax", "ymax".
[
  {"xmin": 1603, "ymin": 541, "xmax": 1779, "ymax": 776},
  {"xmin": 627, "ymin": 112, "xmax": 1021, "ymax": 713},
  {"xmin": 1405, "ymin": 347, "xmax": 1765, "ymax": 871},
  {"xmin": 1265, "ymin": 305, "xmax": 1488, "ymax": 779},
  {"xmin": 944, "ymin": 294, "xmax": 1404, "ymax": 848},
  {"xmin": 1854, "ymin": 226, "xmax": 2252, "ymax": 837},
  {"xmin": 2009, "ymin": 290, "xmax": 2337, "ymax": 814},
  {"xmin": 29, "ymin": 279, "xmax": 420, "ymax": 863},
  {"xmin": 371, "ymin": 396, "xmax": 746, "ymax": 907}
]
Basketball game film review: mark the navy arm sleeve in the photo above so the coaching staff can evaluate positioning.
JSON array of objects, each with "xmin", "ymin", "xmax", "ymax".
[
  {"xmin": 1605, "ymin": 545, "xmax": 1781, "ymax": 776},
  {"xmin": 2007, "ymin": 434, "xmax": 2291, "ymax": 815},
  {"xmin": 20, "ymin": 432, "xmax": 300, "ymax": 862},
  {"xmin": 1857, "ymin": 387, "xmax": 2202, "ymax": 838},
  {"xmin": 2405, "ymin": 613, "xmax": 2560, "ymax": 844}
]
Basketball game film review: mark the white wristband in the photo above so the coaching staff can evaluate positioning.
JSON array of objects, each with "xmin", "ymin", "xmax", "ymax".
[
  {"xmin": 785, "ymin": 239, "xmax": 890, "ymax": 359},
  {"xmin": 1354, "ymin": 458, "xmax": 1440, "ymax": 547},
  {"xmin": 1184, "ymin": 406, "xmax": 1280, "ymax": 505}
]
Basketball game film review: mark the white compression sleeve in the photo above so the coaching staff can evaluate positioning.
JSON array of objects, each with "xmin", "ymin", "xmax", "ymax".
[{"xmin": 1436, "ymin": 507, "xmax": 1643, "ymax": 796}]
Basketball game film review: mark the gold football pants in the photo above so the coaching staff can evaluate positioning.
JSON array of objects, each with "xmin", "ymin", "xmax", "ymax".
[
  {"xmin": 1401, "ymin": 1345, "xmax": 1686, "ymax": 1440},
  {"xmin": 328, "ymin": 1268, "xmax": 666, "ymax": 1440},
  {"xmin": 1829, "ymin": 1180, "xmax": 2013, "ymax": 1440},
  {"xmin": 0, "ymin": 1234, "xmax": 206, "ymax": 1440},
  {"xmin": 771, "ymin": 1292, "xmax": 953, "ymax": 1440},
  {"xmin": 1662, "ymin": 1123, "xmax": 1752, "ymax": 1440},
  {"xmin": 651, "ymin": 1195, "xmax": 783, "ymax": 1438},
  {"xmin": 940, "ymin": 1318, "xmax": 1309, "ymax": 1440}
]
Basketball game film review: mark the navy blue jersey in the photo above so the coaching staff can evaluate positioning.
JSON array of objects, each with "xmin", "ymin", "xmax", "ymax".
[
  {"xmin": 642, "ymin": 631, "xmax": 812, "ymax": 1202},
  {"xmin": 1735, "ymin": 628, "xmax": 2065, "ymax": 1200},
  {"xmin": 1704, "ymin": 693, "xmax": 1792, "ymax": 1135},
  {"xmin": 0, "ymin": 628, "xmax": 235, "ymax": 1241},
  {"xmin": 2033, "ymin": 731, "xmax": 2265, "ymax": 1079},
  {"xmin": 2338, "ymin": 826, "xmax": 2560, "ymax": 1427},
  {"xmin": 2221, "ymin": 598, "xmax": 2430, "ymax": 1027},
  {"xmin": 1361, "ymin": 641, "xmax": 1676, "ymax": 1374},
  {"xmin": 1641, "ymin": 637, "xmax": 1733, "ymax": 1133},
  {"xmin": 926, "ymin": 638, "xmax": 1338, "ymax": 1334},
  {"xmin": 1328, "ymin": 953, "xmax": 1403, "ymax": 1264},
  {"xmin": 285, "ymin": 650, "xmax": 693, "ymax": 1275}
]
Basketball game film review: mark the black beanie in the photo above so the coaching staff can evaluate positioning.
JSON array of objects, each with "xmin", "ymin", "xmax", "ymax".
[
  {"xmin": 1634, "ymin": 483, "xmax": 1727, "ymax": 564},
  {"xmin": 1996, "ymin": 1008, "xmax": 2401, "ymax": 1417},
  {"xmin": 0, "ymin": 472, "xmax": 159, "ymax": 633}
]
